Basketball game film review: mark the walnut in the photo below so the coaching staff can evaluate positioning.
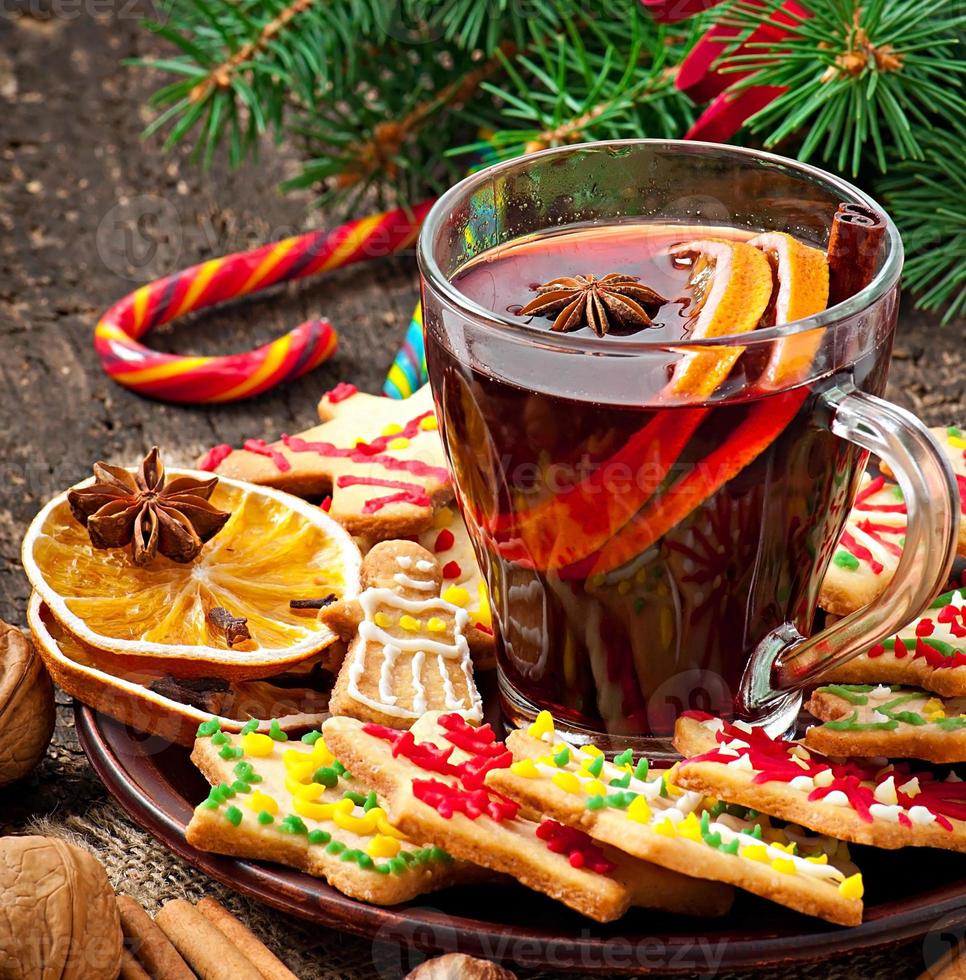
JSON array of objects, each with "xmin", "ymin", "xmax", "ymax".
[
  {"xmin": 404, "ymin": 953, "xmax": 518, "ymax": 980},
  {"xmin": 0, "ymin": 836, "xmax": 122, "ymax": 978},
  {"xmin": 0, "ymin": 620, "xmax": 55, "ymax": 786}
]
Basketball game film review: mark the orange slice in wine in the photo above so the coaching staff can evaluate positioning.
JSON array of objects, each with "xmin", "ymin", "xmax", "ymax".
[
  {"xmin": 668, "ymin": 239, "xmax": 774, "ymax": 399},
  {"xmin": 748, "ymin": 231, "xmax": 829, "ymax": 388}
]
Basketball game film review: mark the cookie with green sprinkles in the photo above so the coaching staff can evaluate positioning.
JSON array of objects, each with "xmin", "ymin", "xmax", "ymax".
[
  {"xmin": 485, "ymin": 711, "xmax": 863, "ymax": 927},
  {"xmin": 184, "ymin": 718, "xmax": 468, "ymax": 906},
  {"xmin": 819, "ymin": 588, "xmax": 966, "ymax": 699},
  {"xmin": 806, "ymin": 683, "xmax": 966, "ymax": 763}
]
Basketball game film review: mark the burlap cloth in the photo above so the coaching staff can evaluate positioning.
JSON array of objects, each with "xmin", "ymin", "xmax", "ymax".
[{"xmin": 0, "ymin": 689, "xmax": 949, "ymax": 979}]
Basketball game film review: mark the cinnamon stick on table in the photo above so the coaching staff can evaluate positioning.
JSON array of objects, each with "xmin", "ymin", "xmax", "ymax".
[
  {"xmin": 827, "ymin": 202, "xmax": 887, "ymax": 305},
  {"xmin": 118, "ymin": 949, "xmax": 152, "ymax": 980},
  {"xmin": 116, "ymin": 895, "xmax": 195, "ymax": 980},
  {"xmin": 156, "ymin": 900, "xmax": 264, "ymax": 980},
  {"xmin": 197, "ymin": 897, "xmax": 300, "ymax": 980}
]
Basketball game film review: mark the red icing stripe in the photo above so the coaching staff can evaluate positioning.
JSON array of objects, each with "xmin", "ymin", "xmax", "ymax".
[
  {"xmin": 281, "ymin": 435, "xmax": 450, "ymax": 483},
  {"xmin": 325, "ymin": 382, "xmax": 357, "ymax": 404},
  {"xmin": 957, "ymin": 474, "xmax": 966, "ymax": 514},
  {"xmin": 199, "ymin": 443, "xmax": 233, "ymax": 471},
  {"xmin": 242, "ymin": 438, "xmax": 292, "ymax": 472},
  {"xmin": 854, "ymin": 475, "xmax": 885, "ymax": 504},
  {"xmin": 839, "ymin": 530, "xmax": 885, "ymax": 574},
  {"xmin": 336, "ymin": 476, "xmax": 432, "ymax": 513},
  {"xmin": 855, "ymin": 521, "xmax": 904, "ymax": 558}
]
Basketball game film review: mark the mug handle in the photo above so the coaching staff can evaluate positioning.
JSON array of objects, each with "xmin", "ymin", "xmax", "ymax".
[{"xmin": 739, "ymin": 384, "xmax": 961, "ymax": 716}]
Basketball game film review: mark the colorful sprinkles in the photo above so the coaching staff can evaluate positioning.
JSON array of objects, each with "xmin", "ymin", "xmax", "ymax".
[
  {"xmin": 194, "ymin": 718, "xmax": 452, "ymax": 875},
  {"xmin": 510, "ymin": 712, "xmax": 857, "ymax": 894}
]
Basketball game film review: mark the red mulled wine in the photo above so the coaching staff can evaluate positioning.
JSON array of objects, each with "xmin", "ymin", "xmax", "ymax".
[{"xmin": 425, "ymin": 222, "xmax": 893, "ymax": 740}]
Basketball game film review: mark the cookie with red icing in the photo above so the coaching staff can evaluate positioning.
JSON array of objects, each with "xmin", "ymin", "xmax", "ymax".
[
  {"xmin": 199, "ymin": 384, "xmax": 451, "ymax": 538},
  {"xmin": 881, "ymin": 425, "xmax": 966, "ymax": 557},
  {"xmin": 674, "ymin": 713, "xmax": 966, "ymax": 854},
  {"xmin": 486, "ymin": 711, "xmax": 863, "ymax": 927},
  {"xmin": 805, "ymin": 683, "xmax": 966, "ymax": 764},
  {"xmin": 321, "ymin": 541, "xmax": 483, "ymax": 729},
  {"xmin": 819, "ymin": 587, "xmax": 966, "ymax": 698},
  {"xmin": 322, "ymin": 711, "xmax": 734, "ymax": 922},
  {"xmin": 818, "ymin": 473, "xmax": 906, "ymax": 616}
]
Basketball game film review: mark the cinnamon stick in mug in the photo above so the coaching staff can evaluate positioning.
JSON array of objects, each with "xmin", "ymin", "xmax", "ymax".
[{"xmin": 827, "ymin": 202, "xmax": 887, "ymax": 305}]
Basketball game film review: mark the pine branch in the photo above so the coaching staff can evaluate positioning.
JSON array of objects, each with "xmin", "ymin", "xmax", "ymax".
[
  {"xmin": 451, "ymin": 14, "xmax": 694, "ymax": 165},
  {"xmin": 715, "ymin": 0, "xmax": 966, "ymax": 176},
  {"xmin": 281, "ymin": 41, "xmax": 491, "ymax": 209},
  {"xmin": 186, "ymin": 0, "xmax": 317, "ymax": 105},
  {"xmin": 878, "ymin": 128, "xmax": 966, "ymax": 324},
  {"xmin": 133, "ymin": 0, "xmax": 392, "ymax": 168},
  {"xmin": 403, "ymin": 0, "xmax": 640, "ymax": 55}
]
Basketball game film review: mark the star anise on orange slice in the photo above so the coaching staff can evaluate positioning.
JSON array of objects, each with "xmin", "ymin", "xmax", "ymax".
[
  {"xmin": 519, "ymin": 273, "xmax": 666, "ymax": 337},
  {"xmin": 67, "ymin": 446, "xmax": 231, "ymax": 566}
]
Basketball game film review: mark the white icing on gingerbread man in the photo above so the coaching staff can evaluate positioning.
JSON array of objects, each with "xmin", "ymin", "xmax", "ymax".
[{"xmin": 323, "ymin": 540, "xmax": 483, "ymax": 727}]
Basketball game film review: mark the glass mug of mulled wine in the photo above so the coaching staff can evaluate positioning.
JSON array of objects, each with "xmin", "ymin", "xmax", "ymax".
[{"xmin": 417, "ymin": 140, "xmax": 959, "ymax": 755}]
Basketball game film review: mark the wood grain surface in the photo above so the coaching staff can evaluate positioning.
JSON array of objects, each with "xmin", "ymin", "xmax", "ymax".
[{"xmin": 0, "ymin": 3, "xmax": 963, "ymax": 978}]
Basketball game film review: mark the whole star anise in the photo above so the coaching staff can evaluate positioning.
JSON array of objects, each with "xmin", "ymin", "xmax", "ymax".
[
  {"xmin": 67, "ymin": 447, "xmax": 231, "ymax": 566},
  {"xmin": 519, "ymin": 273, "xmax": 666, "ymax": 337}
]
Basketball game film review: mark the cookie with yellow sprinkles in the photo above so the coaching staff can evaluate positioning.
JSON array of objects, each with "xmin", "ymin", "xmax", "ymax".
[
  {"xmin": 486, "ymin": 711, "xmax": 863, "ymax": 927},
  {"xmin": 185, "ymin": 717, "xmax": 470, "ymax": 905},
  {"xmin": 323, "ymin": 711, "xmax": 734, "ymax": 922}
]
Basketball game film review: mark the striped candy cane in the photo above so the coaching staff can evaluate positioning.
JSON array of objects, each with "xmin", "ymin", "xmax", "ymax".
[{"xmin": 96, "ymin": 200, "xmax": 434, "ymax": 403}]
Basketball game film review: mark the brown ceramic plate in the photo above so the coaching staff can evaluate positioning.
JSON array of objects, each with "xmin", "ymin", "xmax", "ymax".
[{"xmin": 76, "ymin": 703, "xmax": 966, "ymax": 975}]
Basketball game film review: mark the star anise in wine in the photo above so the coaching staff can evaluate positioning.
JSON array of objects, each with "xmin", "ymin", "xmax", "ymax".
[
  {"xmin": 67, "ymin": 446, "xmax": 231, "ymax": 567},
  {"xmin": 519, "ymin": 273, "xmax": 666, "ymax": 337}
]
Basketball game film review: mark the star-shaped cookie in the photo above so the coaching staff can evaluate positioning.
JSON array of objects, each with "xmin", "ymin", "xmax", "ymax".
[{"xmin": 200, "ymin": 384, "xmax": 451, "ymax": 537}]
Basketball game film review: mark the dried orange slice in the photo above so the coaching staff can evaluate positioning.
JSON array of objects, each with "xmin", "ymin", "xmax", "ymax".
[
  {"xmin": 26, "ymin": 593, "xmax": 330, "ymax": 745},
  {"xmin": 748, "ymin": 231, "xmax": 829, "ymax": 387},
  {"xmin": 22, "ymin": 471, "xmax": 360, "ymax": 674},
  {"xmin": 668, "ymin": 239, "xmax": 774, "ymax": 399}
]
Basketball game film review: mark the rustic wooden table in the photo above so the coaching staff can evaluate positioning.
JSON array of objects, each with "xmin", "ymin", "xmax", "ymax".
[{"xmin": 0, "ymin": 4, "xmax": 963, "ymax": 978}]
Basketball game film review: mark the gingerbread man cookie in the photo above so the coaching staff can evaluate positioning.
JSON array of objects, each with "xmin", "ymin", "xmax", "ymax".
[
  {"xmin": 674, "ymin": 713, "xmax": 966, "ymax": 854},
  {"xmin": 322, "ymin": 541, "xmax": 482, "ymax": 728},
  {"xmin": 486, "ymin": 711, "xmax": 863, "ymax": 926},
  {"xmin": 820, "ymin": 587, "xmax": 966, "ymax": 698},
  {"xmin": 185, "ymin": 718, "xmax": 468, "ymax": 905},
  {"xmin": 200, "ymin": 384, "xmax": 451, "ymax": 538},
  {"xmin": 819, "ymin": 474, "xmax": 906, "ymax": 616},
  {"xmin": 806, "ymin": 683, "xmax": 966, "ymax": 763},
  {"xmin": 323, "ymin": 712, "xmax": 734, "ymax": 922}
]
